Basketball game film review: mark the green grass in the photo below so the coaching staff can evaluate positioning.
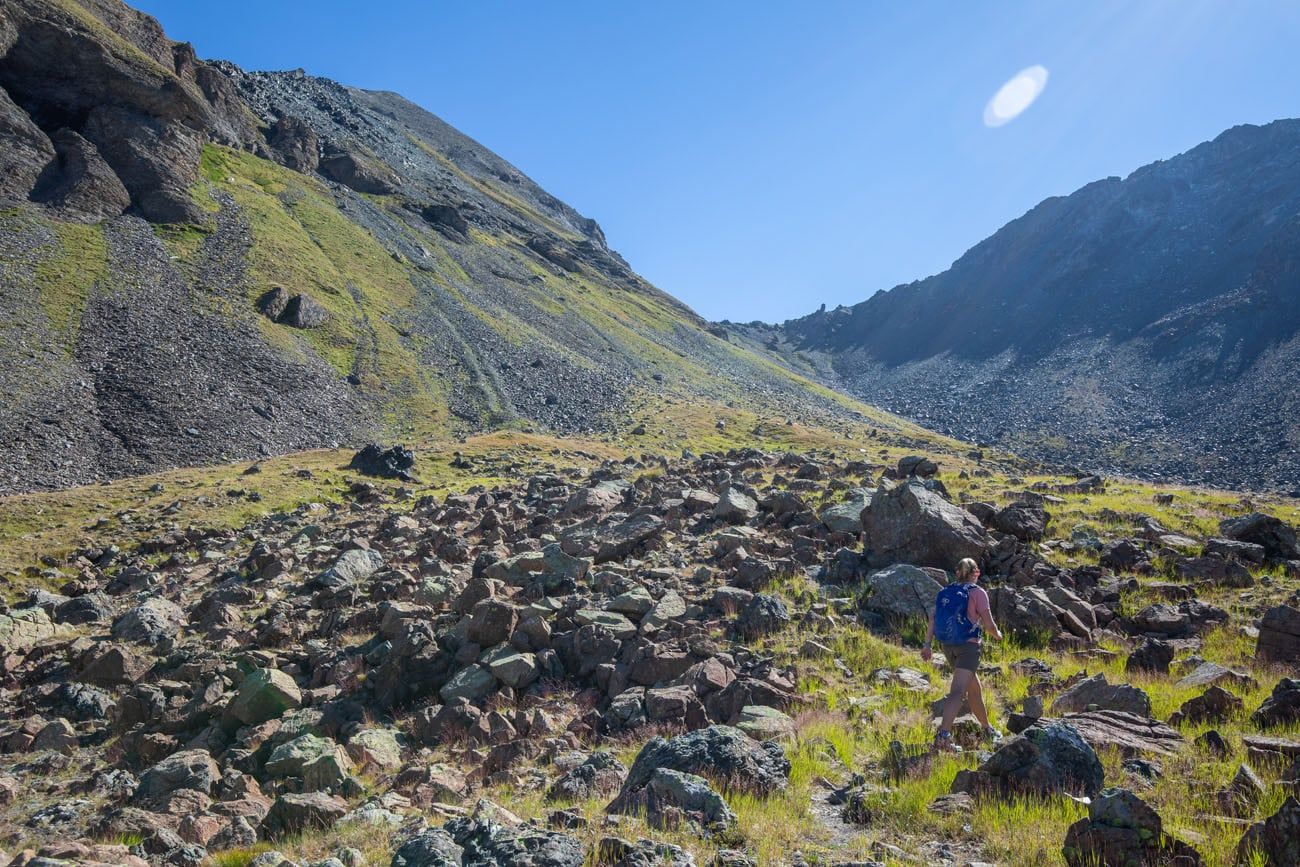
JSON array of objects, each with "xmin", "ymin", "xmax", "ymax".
[{"xmin": 32, "ymin": 220, "xmax": 107, "ymax": 348}]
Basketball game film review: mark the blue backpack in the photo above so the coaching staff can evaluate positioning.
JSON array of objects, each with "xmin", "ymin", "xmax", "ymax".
[{"xmin": 934, "ymin": 583, "xmax": 981, "ymax": 644}]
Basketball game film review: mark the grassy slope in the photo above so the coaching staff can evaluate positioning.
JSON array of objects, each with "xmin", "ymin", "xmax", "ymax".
[{"xmin": 2, "ymin": 403, "xmax": 1298, "ymax": 864}]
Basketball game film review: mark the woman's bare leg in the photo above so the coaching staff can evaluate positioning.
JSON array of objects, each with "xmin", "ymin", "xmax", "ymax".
[
  {"xmin": 967, "ymin": 673, "xmax": 990, "ymax": 728},
  {"xmin": 940, "ymin": 668, "xmax": 974, "ymax": 732}
]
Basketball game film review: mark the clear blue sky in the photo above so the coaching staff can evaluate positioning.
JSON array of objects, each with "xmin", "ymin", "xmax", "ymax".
[{"xmin": 136, "ymin": 1, "xmax": 1300, "ymax": 322}]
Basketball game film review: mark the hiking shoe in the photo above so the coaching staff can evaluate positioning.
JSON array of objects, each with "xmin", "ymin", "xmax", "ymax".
[
  {"xmin": 983, "ymin": 726, "xmax": 1003, "ymax": 743},
  {"xmin": 933, "ymin": 730, "xmax": 960, "ymax": 754}
]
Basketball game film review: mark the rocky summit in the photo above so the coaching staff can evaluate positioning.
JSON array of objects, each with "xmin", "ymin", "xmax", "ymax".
[
  {"xmin": 0, "ymin": 0, "xmax": 883, "ymax": 495},
  {"xmin": 731, "ymin": 120, "xmax": 1300, "ymax": 493}
]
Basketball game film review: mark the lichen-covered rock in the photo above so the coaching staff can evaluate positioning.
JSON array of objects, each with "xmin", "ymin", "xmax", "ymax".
[
  {"xmin": 860, "ymin": 564, "xmax": 943, "ymax": 621},
  {"xmin": 1063, "ymin": 787, "xmax": 1202, "ymax": 867},
  {"xmin": 262, "ymin": 792, "xmax": 348, "ymax": 839},
  {"xmin": 608, "ymin": 725, "xmax": 789, "ymax": 818},
  {"xmin": 224, "ymin": 668, "xmax": 302, "ymax": 727},
  {"xmin": 952, "ymin": 721, "xmax": 1104, "ymax": 799},
  {"xmin": 111, "ymin": 596, "xmax": 184, "ymax": 646},
  {"xmin": 547, "ymin": 752, "xmax": 627, "ymax": 802}
]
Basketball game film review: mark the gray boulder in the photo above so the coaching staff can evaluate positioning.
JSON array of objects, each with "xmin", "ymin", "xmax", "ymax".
[
  {"xmin": 734, "ymin": 594, "xmax": 790, "ymax": 639},
  {"xmin": 1219, "ymin": 513, "xmax": 1300, "ymax": 562},
  {"xmin": 0, "ymin": 607, "xmax": 59, "ymax": 652},
  {"xmin": 262, "ymin": 792, "xmax": 348, "ymax": 839},
  {"xmin": 640, "ymin": 767, "xmax": 736, "ymax": 831},
  {"xmin": 1251, "ymin": 678, "xmax": 1300, "ymax": 729},
  {"xmin": 1236, "ymin": 795, "xmax": 1300, "ymax": 867},
  {"xmin": 547, "ymin": 752, "xmax": 627, "ymax": 802},
  {"xmin": 952, "ymin": 721, "xmax": 1104, "ymax": 799},
  {"xmin": 111, "ymin": 596, "xmax": 184, "ymax": 645},
  {"xmin": 820, "ymin": 489, "xmax": 870, "ymax": 534},
  {"xmin": 0, "ymin": 83, "xmax": 53, "ymax": 200},
  {"xmin": 389, "ymin": 829, "xmax": 462, "ymax": 867},
  {"xmin": 714, "ymin": 488, "xmax": 758, "ymax": 524},
  {"xmin": 444, "ymin": 815, "xmax": 585, "ymax": 867},
  {"xmin": 134, "ymin": 749, "xmax": 218, "ymax": 804},
  {"xmin": 1051, "ymin": 674, "xmax": 1152, "ymax": 717},
  {"xmin": 608, "ymin": 725, "xmax": 789, "ymax": 818},
  {"xmin": 314, "ymin": 548, "xmax": 385, "ymax": 590},
  {"xmin": 1256, "ymin": 604, "xmax": 1300, "ymax": 665},
  {"xmin": 863, "ymin": 481, "xmax": 990, "ymax": 569},
  {"xmin": 224, "ymin": 668, "xmax": 302, "ymax": 727},
  {"xmin": 860, "ymin": 564, "xmax": 943, "ymax": 621}
]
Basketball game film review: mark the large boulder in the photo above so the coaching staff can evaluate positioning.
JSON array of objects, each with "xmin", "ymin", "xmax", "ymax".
[
  {"xmin": 1050, "ymin": 674, "xmax": 1152, "ymax": 717},
  {"xmin": 319, "ymin": 141, "xmax": 399, "ymax": 194},
  {"xmin": 1219, "ymin": 513, "xmax": 1300, "ymax": 562},
  {"xmin": 439, "ymin": 664, "xmax": 497, "ymax": 704},
  {"xmin": 224, "ymin": 668, "xmax": 302, "ymax": 727},
  {"xmin": 265, "ymin": 734, "xmax": 353, "ymax": 791},
  {"xmin": 0, "ymin": 83, "xmax": 53, "ymax": 200},
  {"xmin": 347, "ymin": 444, "xmax": 415, "ymax": 480},
  {"xmin": 1063, "ymin": 787, "xmax": 1202, "ymax": 867},
  {"xmin": 314, "ymin": 548, "xmax": 385, "ymax": 590},
  {"xmin": 863, "ymin": 481, "xmax": 990, "ymax": 569},
  {"xmin": 390, "ymin": 829, "xmax": 462, "ymax": 867},
  {"xmin": 111, "ymin": 596, "xmax": 184, "ymax": 645},
  {"xmin": 261, "ymin": 792, "xmax": 348, "ymax": 839},
  {"xmin": 1236, "ymin": 795, "xmax": 1300, "ymax": 867},
  {"xmin": 34, "ymin": 129, "xmax": 132, "ymax": 220},
  {"xmin": 635, "ymin": 767, "xmax": 737, "ymax": 831},
  {"xmin": 0, "ymin": 607, "xmax": 59, "ymax": 652},
  {"xmin": 267, "ymin": 114, "xmax": 319, "ymax": 173},
  {"xmin": 1256, "ymin": 605, "xmax": 1300, "ymax": 665},
  {"xmin": 860, "ymin": 564, "xmax": 943, "ymax": 621},
  {"xmin": 1169, "ymin": 686, "xmax": 1243, "ymax": 726},
  {"xmin": 444, "ymin": 814, "xmax": 584, "ymax": 867},
  {"xmin": 989, "ymin": 586, "xmax": 1061, "ymax": 642},
  {"xmin": 714, "ymin": 488, "xmax": 758, "ymax": 524},
  {"xmin": 734, "ymin": 594, "xmax": 790, "ymax": 639},
  {"xmin": 992, "ymin": 501, "xmax": 1047, "ymax": 542},
  {"xmin": 607, "ymin": 725, "xmax": 789, "ymax": 817},
  {"xmin": 81, "ymin": 104, "xmax": 205, "ymax": 223},
  {"xmin": 1126, "ymin": 638, "xmax": 1175, "ymax": 676},
  {"xmin": 134, "ymin": 750, "xmax": 218, "ymax": 805},
  {"xmin": 819, "ymin": 489, "xmax": 870, "ymax": 534},
  {"xmin": 547, "ymin": 752, "xmax": 627, "ymax": 802},
  {"xmin": 952, "ymin": 721, "xmax": 1104, "ymax": 799},
  {"xmin": 562, "ymin": 513, "xmax": 665, "ymax": 564},
  {"xmin": 1053, "ymin": 710, "xmax": 1184, "ymax": 757}
]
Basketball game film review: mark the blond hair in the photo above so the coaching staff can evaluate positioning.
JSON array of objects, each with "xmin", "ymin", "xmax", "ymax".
[{"xmin": 955, "ymin": 558, "xmax": 979, "ymax": 582}]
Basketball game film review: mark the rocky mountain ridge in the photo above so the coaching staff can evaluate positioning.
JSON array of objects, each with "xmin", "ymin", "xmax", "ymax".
[
  {"xmin": 0, "ymin": 0, "xmax": 879, "ymax": 495},
  {"xmin": 731, "ymin": 120, "xmax": 1300, "ymax": 492}
]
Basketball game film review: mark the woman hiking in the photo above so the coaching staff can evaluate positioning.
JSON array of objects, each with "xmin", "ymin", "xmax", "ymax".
[{"xmin": 921, "ymin": 557, "xmax": 1004, "ymax": 752}]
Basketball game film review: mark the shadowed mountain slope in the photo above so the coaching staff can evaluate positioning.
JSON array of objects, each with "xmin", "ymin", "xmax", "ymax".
[{"xmin": 734, "ymin": 121, "xmax": 1300, "ymax": 491}]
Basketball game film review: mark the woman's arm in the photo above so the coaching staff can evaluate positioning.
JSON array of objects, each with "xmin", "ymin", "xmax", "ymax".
[
  {"xmin": 921, "ymin": 610, "xmax": 935, "ymax": 661},
  {"xmin": 969, "ymin": 587, "xmax": 1003, "ymax": 641}
]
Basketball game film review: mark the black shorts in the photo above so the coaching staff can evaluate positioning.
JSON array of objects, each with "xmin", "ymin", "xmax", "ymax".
[{"xmin": 942, "ymin": 642, "xmax": 981, "ymax": 672}]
